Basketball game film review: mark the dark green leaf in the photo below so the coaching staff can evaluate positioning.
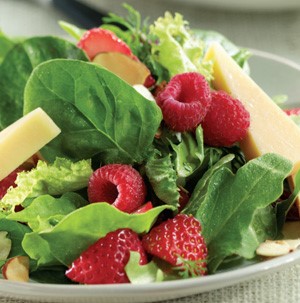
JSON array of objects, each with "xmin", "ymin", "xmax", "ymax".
[
  {"xmin": 0, "ymin": 36, "xmax": 88, "ymax": 130},
  {"xmin": 23, "ymin": 59, "xmax": 162, "ymax": 164},
  {"xmin": 184, "ymin": 153, "xmax": 292, "ymax": 273}
]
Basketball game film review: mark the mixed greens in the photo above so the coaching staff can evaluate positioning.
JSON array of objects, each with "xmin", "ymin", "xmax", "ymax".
[{"xmin": 0, "ymin": 4, "xmax": 299, "ymax": 284}]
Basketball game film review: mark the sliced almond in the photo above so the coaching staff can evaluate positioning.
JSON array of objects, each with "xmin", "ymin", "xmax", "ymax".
[
  {"xmin": 2, "ymin": 256, "xmax": 30, "ymax": 282},
  {"xmin": 284, "ymin": 239, "xmax": 300, "ymax": 251},
  {"xmin": 256, "ymin": 240, "xmax": 291, "ymax": 257},
  {"xmin": 133, "ymin": 84, "xmax": 155, "ymax": 101}
]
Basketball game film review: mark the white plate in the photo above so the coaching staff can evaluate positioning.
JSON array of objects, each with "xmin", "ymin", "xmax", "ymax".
[
  {"xmin": 171, "ymin": 0, "xmax": 300, "ymax": 11},
  {"xmin": 80, "ymin": 0, "xmax": 300, "ymax": 12},
  {"xmin": 1, "ymin": 51, "xmax": 300, "ymax": 303}
]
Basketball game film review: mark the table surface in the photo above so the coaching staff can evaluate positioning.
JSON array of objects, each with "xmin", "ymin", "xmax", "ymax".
[{"xmin": 1, "ymin": 0, "xmax": 300, "ymax": 302}]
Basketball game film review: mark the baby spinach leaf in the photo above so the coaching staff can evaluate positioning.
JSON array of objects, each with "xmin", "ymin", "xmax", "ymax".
[
  {"xmin": 0, "ymin": 218, "xmax": 31, "ymax": 258},
  {"xmin": 183, "ymin": 154, "xmax": 235, "ymax": 215},
  {"xmin": 0, "ymin": 30, "xmax": 16, "ymax": 64},
  {"xmin": 0, "ymin": 36, "xmax": 87, "ymax": 130},
  {"xmin": 23, "ymin": 203, "xmax": 174, "ymax": 267},
  {"xmin": 184, "ymin": 153, "xmax": 292, "ymax": 273},
  {"xmin": 24, "ymin": 59, "xmax": 162, "ymax": 164}
]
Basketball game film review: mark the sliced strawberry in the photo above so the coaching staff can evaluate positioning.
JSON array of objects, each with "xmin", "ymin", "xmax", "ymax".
[
  {"xmin": 142, "ymin": 214, "xmax": 208, "ymax": 277},
  {"xmin": 66, "ymin": 228, "xmax": 147, "ymax": 284},
  {"xmin": 284, "ymin": 108, "xmax": 300, "ymax": 116},
  {"xmin": 134, "ymin": 201, "xmax": 153, "ymax": 214},
  {"xmin": 178, "ymin": 187, "xmax": 190, "ymax": 212},
  {"xmin": 0, "ymin": 167, "xmax": 24, "ymax": 200},
  {"xmin": 77, "ymin": 28, "xmax": 136, "ymax": 61}
]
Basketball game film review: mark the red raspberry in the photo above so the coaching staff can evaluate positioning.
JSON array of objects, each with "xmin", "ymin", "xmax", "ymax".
[
  {"xmin": 142, "ymin": 214, "xmax": 207, "ymax": 276},
  {"xmin": 87, "ymin": 164, "xmax": 147, "ymax": 213},
  {"xmin": 66, "ymin": 228, "xmax": 147, "ymax": 284},
  {"xmin": 156, "ymin": 72, "xmax": 212, "ymax": 132},
  {"xmin": 201, "ymin": 91, "xmax": 250, "ymax": 147},
  {"xmin": 0, "ymin": 168, "xmax": 23, "ymax": 199}
]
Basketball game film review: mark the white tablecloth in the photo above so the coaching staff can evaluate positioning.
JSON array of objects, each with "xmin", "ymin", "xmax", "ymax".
[{"xmin": 0, "ymin": 0, "xmax": 300, "ymax": 302}]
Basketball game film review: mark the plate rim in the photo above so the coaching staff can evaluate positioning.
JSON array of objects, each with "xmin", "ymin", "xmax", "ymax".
[{"xmin": 1, "ymin": 249, "xmax": 300, "ymax": 300}]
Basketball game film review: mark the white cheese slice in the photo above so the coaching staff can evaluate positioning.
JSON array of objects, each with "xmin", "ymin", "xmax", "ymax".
[
  {"xmin": 204, "ymin": 43, "xmax": 300, "ymax": 175},
  {"xmin": 0, "ymin": 107, "xmax": 60, "ymax": 181}
]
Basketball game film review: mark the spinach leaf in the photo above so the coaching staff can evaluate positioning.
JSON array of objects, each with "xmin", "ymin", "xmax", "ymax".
[
  {"xmin": 145, "ymin": 150, "xmax": 179, "ymax": 207},
  {"xmin": 0, "ymin": 30, "xmax": 16, "ymax": 64},
  {"xmin": 170, "ymin": 126, "xmax": 205, "ymax": 186},
  {"xmin": 24, "ymin": 59, "xmax": 162, "ymax": 164},
  {"xmin": 0, "ymin": 36, "xmax": 87, "ymax": 130},
  {"xmin": 0, "ymin": 218, "xmax": 31, "ymax": 258},
  {"xmin": 184, "ymin": 153, "xmax": 292, "ymax": 273},
  {"xmin": 23, "ymin": 203, "xmax": 174, "ymax": 267}
]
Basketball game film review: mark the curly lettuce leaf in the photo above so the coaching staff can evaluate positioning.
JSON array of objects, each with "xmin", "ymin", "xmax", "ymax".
[
  {"xmin": 0, "ymin": 158, "xmax": 92, "ymax": 212},
  {"xmin": 149, "ymin": 12, "xmax": 213, "ymax": 81}
]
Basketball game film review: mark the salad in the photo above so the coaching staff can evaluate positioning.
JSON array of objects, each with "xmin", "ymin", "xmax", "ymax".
[{"xmin": 0, "ymin": 4, "xmax": 300, "ymax": 285}]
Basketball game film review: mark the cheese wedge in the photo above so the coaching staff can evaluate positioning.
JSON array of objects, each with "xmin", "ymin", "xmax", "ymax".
[
  {"xmin": 0, "ymin": 108, "xmax": 60, "ymax": 181},
  {"xmin": 204, "ymin": 43, "xmax": 300, "ymax": 175}
]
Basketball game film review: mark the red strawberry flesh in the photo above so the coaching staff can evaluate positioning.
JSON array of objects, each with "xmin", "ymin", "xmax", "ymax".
[
  {"xmin": 284, "ymin": 108, "xmax": 300, "ymax": 116},
  {"xmin": 142, "ymin": 214, "xmax": 207, "ymax": 276},
  {"xmin": 0, "ymin": 167, "xmax": 23, "ymax": 199},
  {"xmin": 77, "ymin": 28, "xmax": 136, "ymax": 61},
  {"xmin": 66, "ymin": 228, "xmax": 147, "ymax": 284}
]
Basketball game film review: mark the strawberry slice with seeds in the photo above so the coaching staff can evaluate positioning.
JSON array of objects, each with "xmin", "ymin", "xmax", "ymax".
[
  {"xmin": 77, "ymin": 28, "xmax": 137, "ymax": 61},
  {"xmin": 134, "ymin": 201, "xmax": 153, "ymax": 214},
  {"xmin": 66, "ymin": 228, "xmax": 147, "ymax": 284},
  {"xmin": 142, "ymin": 214, "xmax": 208, "ymax": 277}
]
